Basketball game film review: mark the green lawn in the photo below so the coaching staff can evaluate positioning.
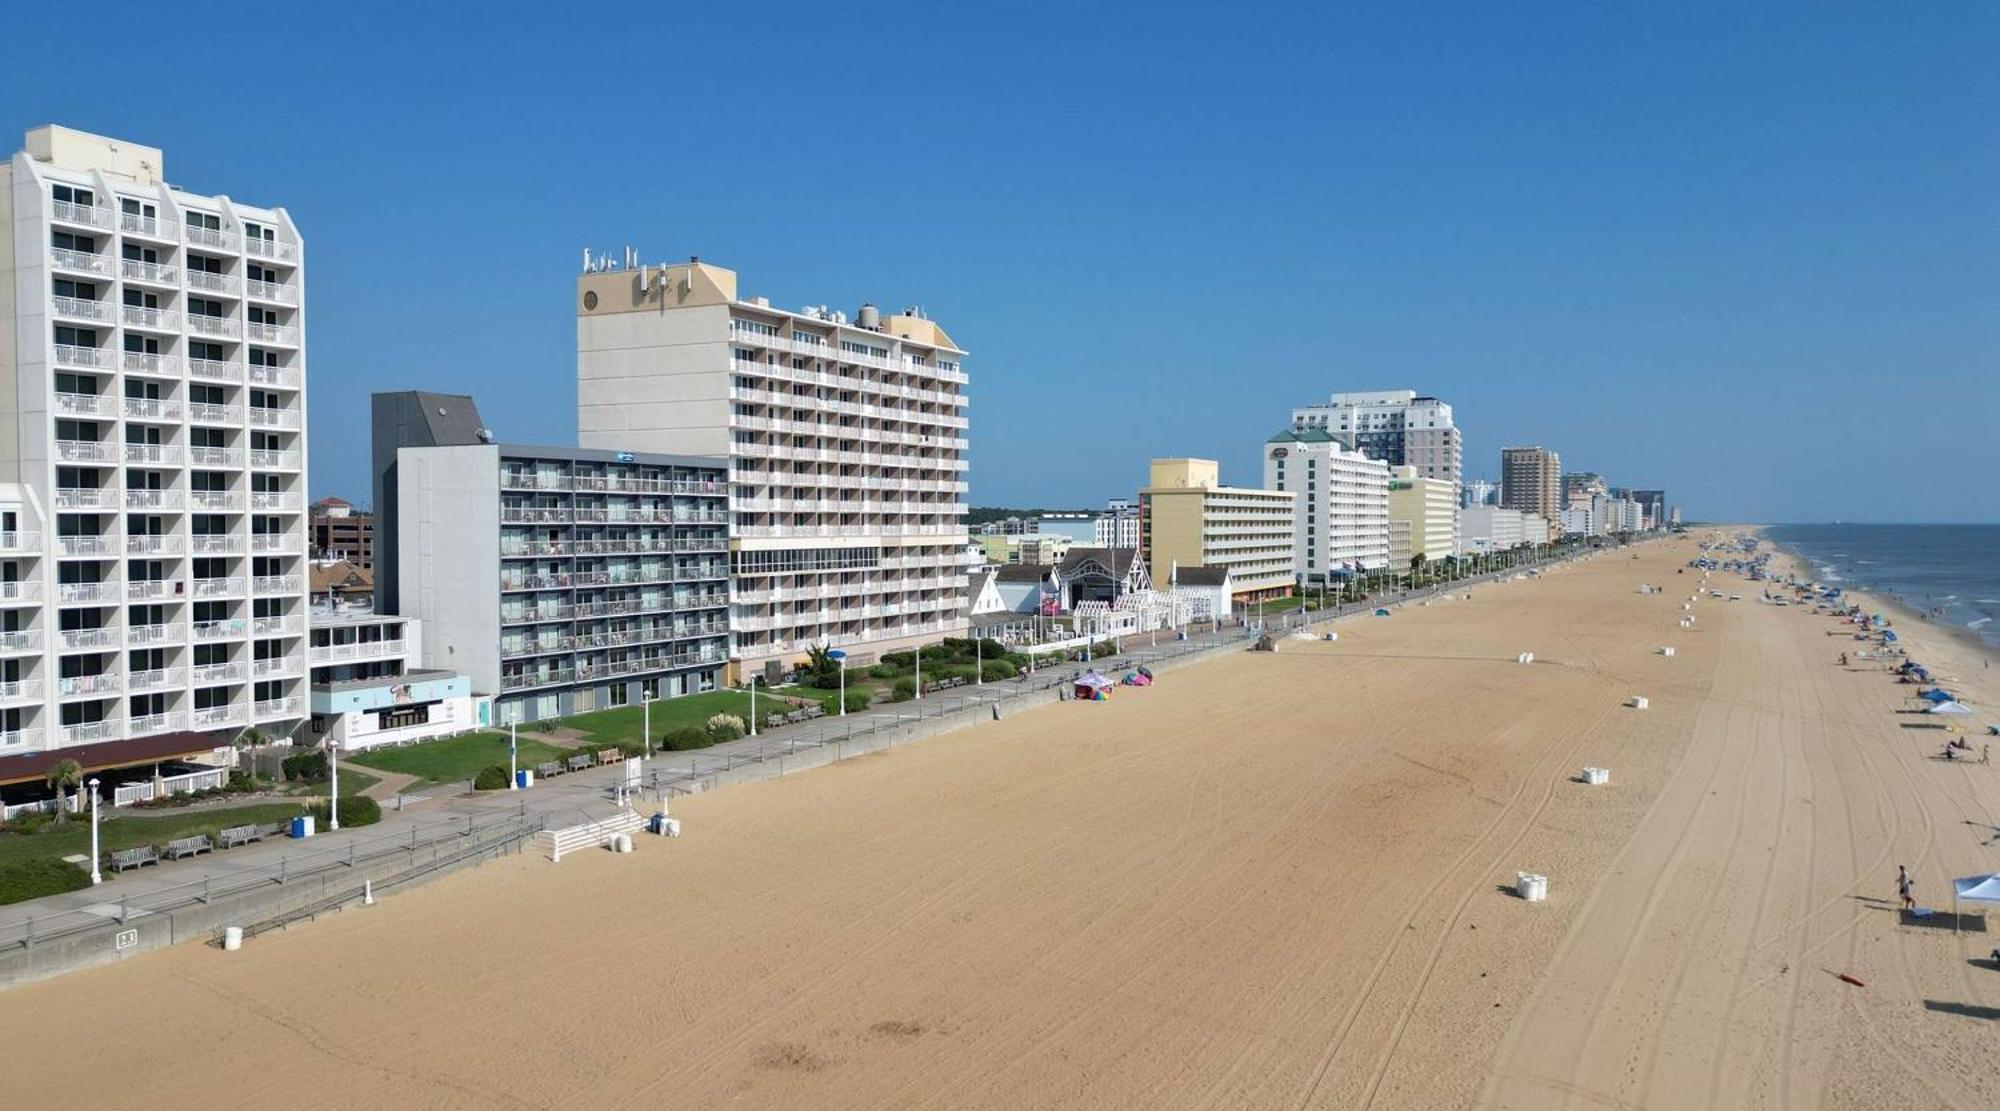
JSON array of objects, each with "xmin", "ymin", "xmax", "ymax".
[
  {"xmin": 556, "ymin": 689, "xmax": 784, "ymax": 743},
  {"xmin": 0, "ymin": 801, "xmax": 320, "ymax": 869},
  {"xmin": 293, "ymin": 767, "xmax": 381, "ymax": 797},
  {"xmin": 347, "ymin": 732, "xmax": 568, "ymax": 789}
]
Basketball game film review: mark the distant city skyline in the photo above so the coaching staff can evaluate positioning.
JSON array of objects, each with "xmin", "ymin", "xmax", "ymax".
[{"xmin": 4, "ymin": 3, "xmax": 1992, "ymax": 523}]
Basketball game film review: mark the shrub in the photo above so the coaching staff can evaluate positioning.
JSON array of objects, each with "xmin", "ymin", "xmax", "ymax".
[
  {"xmin": 472, "ymin": 765, "xmax": 512, "ymax": 791},
  {"xmin": 705, "ymin": 713, "xmax": 746, "ymax": 742},
  {"xmin": 881, "ymin": 651, "xmax": 915, "ymax": 669},
  {"xmin": 612, "ymin": 739, "xmax": 648, "ymax": 759},
  {"xmin": 660, "ymin": 726, "xmax": 713, "ymax": 751},
  {"xmin": 822, "ymin": 689, "xmax": 872, "ymax": 714},
  {"xmin": 979, "ymin": 659, "xmax": 1018, "ymax": 681},
  {"xmin": 868, "ymin": 663, "xmax": 902, "ymax": 680},
  {"xmin": 311, "ymin": 795, "xmax": 383, "ymax": 828},
  {"xmin": 281, "ymin": 750, "xmax": 328, "ymax": 782},
  {"xmin": 0, "ymin": 859, "xmax": 91, "ymax": 905},
  {"xmin": 226, "ymin": 769, "xmax": 255, "ymax": 792},
  {"xmin": 890, "ymin": 677, "xmax": 916, "ymax": 702},
  {"xmin": 918, "ymin": 645, "xmax": 954, "ymax": 663}
]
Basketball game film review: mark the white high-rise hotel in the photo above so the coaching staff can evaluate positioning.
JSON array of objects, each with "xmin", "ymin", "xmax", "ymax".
[
  {"xmin": 576, "ymin": 258, "xmax": 969, "ymax": 677},
  {"xmin": 0, "ymin": 127, "xmax": 308, "ymax": 761}
]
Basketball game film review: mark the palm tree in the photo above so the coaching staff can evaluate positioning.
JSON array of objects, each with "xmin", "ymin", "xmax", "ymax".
[
  {"xmin": 46, "ymin": 758, "xmax": 83, "ymax": 826},
  {"xmin": 804, "ymin": 642, "xmax": 839, "ymax": 688}
]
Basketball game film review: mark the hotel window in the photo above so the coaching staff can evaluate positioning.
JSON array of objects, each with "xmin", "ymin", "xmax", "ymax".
[
  {"xmin": 52, "ymin": 183, "xmax": 94, "ymax": 206},
  {"xmin": 185, "ymin": 210, "xmax": 222, "ymax": 233}
]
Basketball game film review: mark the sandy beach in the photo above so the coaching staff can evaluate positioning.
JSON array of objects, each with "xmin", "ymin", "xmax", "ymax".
[{"xmin": 1, "ymin": 535, "xmax": 1995, "ymax": 1110}]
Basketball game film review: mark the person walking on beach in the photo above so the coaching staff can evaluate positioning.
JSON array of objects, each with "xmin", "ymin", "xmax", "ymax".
[{"xmin": 1897, "ymin": 865, "xmax": 1915, "ymax": 912}]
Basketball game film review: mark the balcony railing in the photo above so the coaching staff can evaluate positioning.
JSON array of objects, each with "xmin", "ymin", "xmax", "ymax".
[
  {"xmin": 53, "ymin": 486, "xmax": 115, "ymax": 510},
  {"xmin": 252, "ymin": 574, "xmax": 301, "ymax": 594},
  {"xmin": 53, "ymin": 344, "xmax": 110, "ymax": 369},
  {"xmin": 252, "ymin": 615, "xmax": 302, "ymax": 636},
  {"xmin": 121, "ymin": 257, "xmax": 178, "ymax": 284},
  {"xmin": 252, "ymin": 657, "xmax": 296, "ymax": 678},
  {"xmin": 245, "ymin": 279, "xmax": 299, "ymax": 305},
  {"xmin": 50, "ymin": 199, "xmax": 113, "ymax": 228},
  {"xmin": 124, "ymin": 397, "xmax": 183, "ymax": 422},
  {"xmin": 184, "ymin": 225, "xmax": 239, "ymax": 251},
  {"xmin": 246, "ymin": 364, "xmax": 302, "ymax": 389},
  {"xmin": 247, "ymin": 406, "xmax": 300, "ymax": 429},
  {"xmin": 245, "ymin": 322, "xmax": 299, "ymax": 346},
  {"xmin": 250, "ymin": 532, "xmax": 301, "ymax": 553},
  {"xmin": 245, "ymin": 237, "xmax": 299, "ymax": 263},
  {"xmin": 249, "ymin": 449, "xmax": 302, "ymax": 469},
  {"xmin": 187, "ymin": 446, "xmax": 243, "ymax": 468},
  {"xmin": 186, "ymin": 314, "xmax": 240, "ymax": 338},
  {"xmin": 60, "ymin": 722, "xmax": 120, "ymax": 745},
  {"xmin": 58, "ymin": 627, "xmax": 116, "ymax": 650},
  {"xmin": 189, "ymin": 358, "xmax": 243, "ymax": 383},
  {"xmin": 121, "ymin": 305, "xmax": 180, "ymax": 331},
  {"xmin": 58, "ymin": 672, "xmax": 122, "ymax": 696},
  {"xmin": 0, "ymin": 580, "xmax": 43, "ymax": 604},
  {"xmin": 190, "ymin": 705, "xmax": 246, "ymax": 729},
  {"xmin": 253, "ymin": 697, "xmax": 303, "ymax": 720},
  {"xmin": 56, "ymin": 581, "xmax": 116, "ymax": 604},
  {"xmin": 55, "ymin": 535, "xmax": 114, "ymax": 557},
  {"xmin": 193, "ymin": 619, "xmax": 244, "ymax": 641},
  {"xmin": 126, "ymin": 579, "xmax": 173, "ymax": 601},
  {"xmin": 129, "ymin": 667, "xmax": 185, "ymax": 692},
  {"xmin": 190, "ymin": 490, "xmax": 243, "ymax": 511},
  {"xmin": 128, "ymin": 711, "xmax": 189, "ymax": 737},
  {"xmin": 119, "ymin": 211, "xmax": 168, "ymax": 238},
  {"xmin": 127, "ymin": 534, "xmax": 184, "ymax": 555},
  {"xmin": 50, "ymin": 246, "xmax": 113, "ymax": 276},
  {"xmin": 192, "ymin": 663, "xmax": 244, "ymax": 684},
  {"xmin": 127, "ymin": 351, "xmax": 182, "ymax": 377},
  {"xmin": 192, "ymin": 577, "xmax": 243, "ymax": 598},
  {"xmin": 0, "ymin": 679, "xmax": 44, "ymax": 702},
  {"xmin": 0, "ymin": 631, "xmax": 43, "ymax": 653},
  {"xmin": 501, "ymin": 670, "xmax": 575, "ymax": 691},
  {"xmin": 125, "ymin": 443, "xmax": 183, "ymax": 466},
  {"xmin": 307, "ymin": 637, "xmax": 405, "ymax": 664},
  {"xmin": 189, "ymin": 534, "xmax": 240, "ymax": 554},
  {"xmin": 52, "ymin": 295, "xmax": 112, "ymax": 323},
  {"xmin": 248, "ymin": 491, "xmax": 301, "ymax": 511}
]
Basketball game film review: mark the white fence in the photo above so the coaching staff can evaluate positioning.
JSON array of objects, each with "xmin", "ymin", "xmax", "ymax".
[
  {"xmin": 538, "ymin": 809, "xmax": 646, "ymax": 862},
  {"xmin": 112, "ymin": 767, "xmax": 229, "ymax": 807}
]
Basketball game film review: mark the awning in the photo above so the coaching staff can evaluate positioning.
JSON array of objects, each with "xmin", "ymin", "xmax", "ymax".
[{"xmin": 0, "ymin": 731, "xmax": 223, "ymax": 788}]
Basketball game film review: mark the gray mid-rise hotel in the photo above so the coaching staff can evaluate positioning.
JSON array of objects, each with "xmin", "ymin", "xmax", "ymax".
[{"xmin": 372, "ymin": 391, "xmax": 729, "ymax": 724}]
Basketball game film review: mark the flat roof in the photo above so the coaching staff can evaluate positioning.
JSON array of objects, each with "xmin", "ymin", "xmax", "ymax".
[
  {"xmin": 314, "ymin": 668, "xmax": 459, "ymax": 694},
  {"xmin": 495, "ymin": 443, "xmax": 728, "ymax": 470}
]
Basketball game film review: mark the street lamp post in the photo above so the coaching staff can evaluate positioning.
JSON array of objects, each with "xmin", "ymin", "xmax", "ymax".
[
  {"xmin": 830, "ymin": 649, "xmax": 848, "ymax": 715},
  {"xmin": 509, "ymin": 722, "xmax": 518, "ymax": 789},
  {"xmin": 914, "ymin": 640, "xmax": 923, "ymax": 700},
  {"xmin": 975, "ymin": 634, "xmax": 983, "ymax": 685},
  {"xmin": 328, "ymin": 741, "xmax": 340, "ymax": 830},
  {"xmin": 643, "ymin": 693, "xmax": 656, "ymax": 753},
  {"xmin": 746, "ymin": 681, "xmax": 756, "ymax": 737},
  {"xmin": 87, "ymin": 777, "xmax": 101, "ymax": 885}
]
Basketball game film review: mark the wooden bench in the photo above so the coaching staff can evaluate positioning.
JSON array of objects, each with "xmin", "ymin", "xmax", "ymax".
[
  {"xmin": 219, "ymin": 824, "xmax": 263, "ymax": 849},
  {"xmin": 566, "ymin": 754, "xmax": 593, "ymax": 773},
  {"xmin": 593, "ymin": 748, "xmax": 621, "ymax": 767},
  {"xmin": 165, "ymin": 834, "xmax": 212, "ymax": 860},
  {"xmin": 536, "ymin": 761, "xmax": 563, "ymax": 779},
  {"xmin": 110, "ymin": 846, "xmax": 158, "ymax": 872}
]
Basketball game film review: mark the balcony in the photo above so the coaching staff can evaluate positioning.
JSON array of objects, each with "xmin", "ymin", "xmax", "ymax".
[
  {"xmin": 122, "ymin": 304, "xmax": 180, "ymax": 332},
  {"xmin": 124, "ymin": 397, "xmax": 183, "ymax": 422},
  {"xmin": 252, "ymin": 657, "xmax": 295, "ymax": 678},
  {"xmin": 120, "ymin": 257, "xmax": 179, "ymax": 286},
  {"xmin": 50, "ymin": 245, "xmax": 113, "ymax": 277},
  {"xmin": 192, "ymin": 577, "xmax": 243, "ymax": 598},
  {"xmin": 308, "ymin": 637, "xmax": 406, "ymax": 664},
  {"xmin": 501, "ymin": 507, "xmax": 570, "ymax": 524},
  {"xmin": 52, "ymin": 295, "xmax": 112, "ymax": 324},
  {"xmin": 248, "ymin": 491, "xmax": 301, "ymax": 511},
  {"xmin": 250, "ymin": 532, "xmax": 301, "ymax": 553},
  {"xmin": 55, "ymin": 535, "xmax": 114, "ymax": 557},
  {"xmin": 0, "ymin": 630, "xmax": 43, "ymax": 654},
  {"xmin": 60, "ymin": 721, "xmax": 120, "ymax": 745},
  {"xmin": 129, "ymin": 667, "xmax": 185, "ymax": 692},
  {"xmin": 116, "ymin": 353, "xmax": 176, "ymax": 380},
  {"xmin": 245, "ymin": 237, "xmax": 299, "ymax": 263},
  {"xmin": 58, "ymin": 627, "xmax": 116, "ymax": 651},
  {"xmin": 0, "ymin": 580, "xmax": 43, "ymax": 604},
  {"xmin": 119, "ymin": 210, "xmax": 170, "ymax": 239},
  {"xmin": 189, "ymin": 358, "xmax": 243, "ymax": 383},
  {"xmin": 187, "ymin": 446, "xmax": 243, "ymax": 468},
  {"xmin": 184, "ymin": 225, "xmax": 239, "ymax": 251},
  {"xmin": 125, "ymin": 443, "xmax": 184, "ymax": 467},
  {"xmin": 253, "ymin": 697, "xmax": 303, "ymax": 720},
  {"xmin": 53, "ymin": 486, "xmax": 115, "ymax": 510},
  {"xmin": 192, "ymin": 620, "xmax": 243, "ymax": 641},
  {"xmin": 129, "ymin": 711, "xmax": 188, "ymax": 736},
  {"xmin": 252, "ymin": 574, "xmax": 300, "ymax": 594},
  {"xmin": 252, "ymin": 615, "xmax": 301, "ymax": 636},
  {"xmin": 126, "ymin": 533, "xmax": 184, "ymax": 555},
  {"xmin": 188, "ymin": 270, "xmax": 239, "ymax": 297},
  {"xmin": 247, "ymin": 364, "xmax": 302, "ymax": 389},
  {"xmin": 245, "ymin": 279, "xmax": 299, "ymax": 305},
  {"xmin": 127, "ymin": 622, "xmax": 179, "ymax": 646},
  {"xmin": 500, "ymin": 670, "xmax": 574, "ymax": 691},
  {"xmin": 126, "ymin": 579, "xmax": 174, "ymax": 601},
  {"xmin": 190, "ymin": 705, "xmax": 246, "ymax": 729},
  {"xmin": 55, "ymin": 581, "xmax": 117, "ymax": 604},
  {"xmin": 186, "ymin": 402, "xmax": 239, "ymax": 424},
  {"xmin": 245, "ymin": 322, "xmax": 299, "ymax": 346},
  {"xmin": 50, "ymin": 199, "xmax": 113, "ymax": 229},
  {"xmin": 186, "ymin": 314, "xmax": 240, "ymax": 339},
  {"xmin": 249, "ymin": 449, "xmax": 301, "ymax": 470},
  {"xmin": 192, "ymin": 662, "xmax": 244, "ymax": 684},
  {"xmin": 58, "ymin": 671, "xmax": 123, "ymax": 697},
  {"xmin": 0, "ymin": 679, "xmax": 44, "ymax": 703},
  {"xmin": 190, "ymin": 490, "xmax": 244, "ymax": 511},
  {"xmin": 247, "ymin": 406, "xmax": 301, "ymax": 430},
  {"xmin": 54, "ymin": 344, "xmax": 111, "ymax": 370}
]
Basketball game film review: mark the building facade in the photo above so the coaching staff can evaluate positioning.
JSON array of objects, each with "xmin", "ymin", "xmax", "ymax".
[
  {"xmin": 1290, "ymin": 390, "xmax": 1461, "ymax": 492},
  {"xmin": 309, "ymin": 495, "xmax": 373, "ymax": 569},
  {"xmin": 0, "ymin": 125, "xmax": 309, "ymax": 774},
  {"xmin": 306, "ymin": 608, "xmax": 481, "ymax": 751},
  {"xmin": 1460, "ymin": 478, "xmax": 1498, "ymax": 509},
  {"xmin": 1264, "ymin": 430, "xmax": 1390, "ymax": 579},
  {"xmin": 574, "ymin": 258, "xmax": 969, "ymax": 677},
  {"xmin": 375, "ymin": 392, "xmax": 730, "ymax": 724},
  {"xmin": 1388, "ymin": 465, "xmax": 1456, "ymax": 565},
  {"xmin": 1140, "ymin": 458, "xmax": 1297, "ymax": 602},
  {"xmin": 1093, "ymin": 500, "xmax": 1140, "ymax": 549},
  {"xmin": 1459, "ymin": 505, "xmax": 1534, "ymax": 553},
  {"xmin": 1500, "ymin": 446, "xmax": 1562, "ymax": 528}
]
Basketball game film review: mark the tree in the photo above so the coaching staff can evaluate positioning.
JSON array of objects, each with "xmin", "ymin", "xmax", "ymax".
[
  {"xmin": 803, "ymin": 642, "xmax": 842, "ymax": 690},
  {"xmin": 45, "ymin": 758, "xmax": 82, "ymax": 826},
  {"xmin": 1409, "ymin": 552, "xmax": 1427, "ymax": 585}
]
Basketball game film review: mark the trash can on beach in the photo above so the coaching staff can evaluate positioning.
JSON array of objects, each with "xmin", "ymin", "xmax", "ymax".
[{"xmin": 290, "ymin": 815, "xmax": 315, "ymax": 839}]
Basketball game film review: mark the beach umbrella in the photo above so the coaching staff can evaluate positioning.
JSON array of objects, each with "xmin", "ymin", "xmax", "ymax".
[{"xmin": 1952, "ymin": 873, "xmax": 2000, "ymax": 934}]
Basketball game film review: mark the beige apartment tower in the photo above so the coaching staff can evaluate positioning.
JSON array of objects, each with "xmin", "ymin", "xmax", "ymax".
[
  {"xmin": 575, "ymin": 258, "xmax": 968, "ymax": 676},
  {"xmin": 1500, "ymin": 446, "xmax": 1562, "ymax": 529},
  {"xmin": 1139, "ymin": 459, "xmax": 1297, "ymax": 603}
]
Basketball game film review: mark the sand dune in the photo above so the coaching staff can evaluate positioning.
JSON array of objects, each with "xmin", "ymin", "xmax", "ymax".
[{"xmin": 0, "ymin": 538, "xmax": 1994, "ymax": 1110}]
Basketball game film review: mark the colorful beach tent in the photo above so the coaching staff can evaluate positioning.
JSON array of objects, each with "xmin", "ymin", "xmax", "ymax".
[
  {"xmin": 1373, "ymin": 608, "xmax": 1391, "ymax": 617},
  {"xmin": 1073, "ymin": 671, "xmax": 1115, "ymax": 701}
]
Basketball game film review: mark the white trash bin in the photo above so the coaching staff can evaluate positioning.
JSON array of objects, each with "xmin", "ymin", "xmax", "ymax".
[
  {"xmin": 223, "ymin": 926, "xmax": 244, "ymax": 951},
  {"xmin": 1631, "ymin": 696, "xmax": 1649, "ymax": 710},
  {"xmin": 1582, "ymin": 767, "xmax": 1610, "ymax": 785},
  {"xmin": 1516, "ymin": 872, "xmax": 1549, "ymax": 902},
  {"xmin": 613, "ymin": 833, "xmax": 633, "ymax": 854}
]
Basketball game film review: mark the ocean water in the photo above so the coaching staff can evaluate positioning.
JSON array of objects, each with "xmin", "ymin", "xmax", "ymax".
[{"xmin": 1764, "ymin": 524, "xmax": 2000, "ymax": 650}]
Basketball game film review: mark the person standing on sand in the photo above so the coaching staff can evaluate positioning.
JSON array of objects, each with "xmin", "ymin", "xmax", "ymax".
[{"xmin": 1898, "ymin": 866, "xmax": 1915, "ymax": 911}]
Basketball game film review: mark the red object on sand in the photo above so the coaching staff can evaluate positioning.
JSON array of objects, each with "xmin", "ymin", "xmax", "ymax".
[{"xmin": 1837, "ymin": 973, "xmax": 1865, "ymax": 987}]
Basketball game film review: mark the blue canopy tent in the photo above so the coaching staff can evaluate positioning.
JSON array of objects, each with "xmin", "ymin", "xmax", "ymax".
[{"xmin": 1919, "ymin": 689, "xmax": 1956, "ymax": 704}]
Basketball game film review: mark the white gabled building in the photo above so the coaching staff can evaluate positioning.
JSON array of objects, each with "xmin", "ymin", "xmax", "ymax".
[
  {"xmin": 0, "ymin": 125, "xmax": 309, "ymax": 788},
  {"xmin": 1264, "ymin": 430, "xmax": 1390, "ymax": 580}
]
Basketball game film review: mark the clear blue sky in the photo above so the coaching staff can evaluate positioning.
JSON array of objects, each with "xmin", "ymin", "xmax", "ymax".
[{"xmin": 6, "ymin": 2, "xmax": 1994, "ymax": 522}]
